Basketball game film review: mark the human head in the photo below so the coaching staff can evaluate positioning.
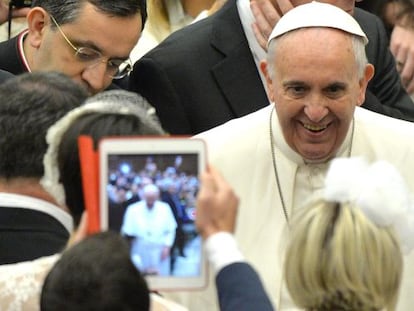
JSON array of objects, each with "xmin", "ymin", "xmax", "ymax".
[
  {"xmin": 41, "ymin": 90, "xmax": 165, "ymax": 226},
  {"xmin": 0, "ymin": 71, "xmax": 87, "ymax": 180},
  {"xmin": 261, "ymin": 2, "xmax": 374, "ymax": 163},
  {"xmin": 25, "ymin": 0, "xmax": 146, "ymax": 94},
  {"xmin": 285, "ymin": 201, "xmax": 402, "ymax": 310},
  {"xmin": 40, "ymin": 231, "xmax": 150, "ymax": 311},
  {"xmin": 142, "ymin": 184, "xmax": 160, "ymax": 208},
  {"xmin": 285, "ymin": 158, "xmax": 414, "ymax": 310}
]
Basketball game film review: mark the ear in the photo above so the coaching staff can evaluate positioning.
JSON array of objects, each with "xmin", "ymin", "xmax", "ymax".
[
  {"xmin": 26, "ymin": 7, "xmax": 50, "ymax": 49},
  {"xmin": 357, "ymin": 63, "xmax": 375, "ymax": 107},
  {"xmin": 260, "ymin": 60, "xmax": 275, "ymax": 102}
]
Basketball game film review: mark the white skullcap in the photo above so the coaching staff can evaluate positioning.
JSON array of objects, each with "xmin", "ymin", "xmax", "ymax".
[{"xmin": 268, "ymin": 1, "xmax": 368, "ymax": 46}]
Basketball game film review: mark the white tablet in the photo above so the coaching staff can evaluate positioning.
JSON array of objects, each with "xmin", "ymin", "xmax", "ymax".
[{"xmin": 99, "ymin": 136, "xmax": 208, "ymax": 291}]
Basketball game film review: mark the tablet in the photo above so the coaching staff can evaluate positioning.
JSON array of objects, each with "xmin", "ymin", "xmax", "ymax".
[{"xmin": 99, "ymin": 136, "xmax": 208, "ymax": 291}]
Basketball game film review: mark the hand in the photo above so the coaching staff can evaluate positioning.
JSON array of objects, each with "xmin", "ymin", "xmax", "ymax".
[
  {"xmin": 0, "ymin": 1, "xmax": 29, "ymax": 25},
  {"xmin": 67, "ymin": 211, "xmax": 89, "ymax": 247},
  {"xmin": 250, "ymin": 0, "xmax": 294, "ymax": 51},
  {"xmin": 196, "ymin": 165, "xmax": 239, "ymax": 239},
  {"xmin": 390, "ymin": 24, "xmax": 414, "ymax": 94}
]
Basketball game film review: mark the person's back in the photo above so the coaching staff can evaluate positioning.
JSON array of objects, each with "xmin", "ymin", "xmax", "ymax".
[{"xmin": 0, "ymin": 71, "xmax": 87, "ymax": 264}]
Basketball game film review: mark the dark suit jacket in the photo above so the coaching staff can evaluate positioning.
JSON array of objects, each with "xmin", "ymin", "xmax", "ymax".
[
  {"xmin": 130, "ymin": 0, "xmax": 414, "ymax": 135},
  {"xmin": 0, "ymin": 69, "xmax": 14, "ymax": 84},
  {"xmin": 0, "ymin": 34, "xmax": 26, "ymax": 75},
  {"xmin": 0, "ymin": 206, "xmax": 69, "ymax": 264},
  {"xmin": 216, "ymin": 262, "xmax": 274, "ymax": 311}
]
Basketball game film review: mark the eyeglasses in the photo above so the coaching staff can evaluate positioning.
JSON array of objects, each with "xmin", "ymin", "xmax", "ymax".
[{"xmin": 49, "ymin": 15, "xmax": 132, "ymax": 79}]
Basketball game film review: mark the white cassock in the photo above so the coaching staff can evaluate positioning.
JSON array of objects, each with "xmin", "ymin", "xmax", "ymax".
[
  {"xmin": 161, "ymin": 104, "xmax": 414, "ymax": 311},
  {"xmin": 121, "ymin": 200, "xmax": 177, "ymax": 276}
]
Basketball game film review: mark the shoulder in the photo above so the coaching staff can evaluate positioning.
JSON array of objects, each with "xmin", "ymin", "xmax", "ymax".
[
  {"xmin": 356, "ymin": 107, "xmax": 414, "ymax": 133},
  {"xmin": 0, "ymin": 254, "xmax": 60, "ymax": 310},
  {"xmin": 354, "ymin": 108, "xmax": 414, "ymax": 153},
  {"xmin": 197, "ymin": 106, "xmax": 272, "ymax": 142},
  {"xmin": 0, "ymin": 69, "xmax": 13, "ymax": 84},
  {"xmin": 353, "ymin": 7, "xmax": 383, "ymax": 36},
  {"xmin": 196, "ymin": 106, "xmax": 272, "ymax": 159}
]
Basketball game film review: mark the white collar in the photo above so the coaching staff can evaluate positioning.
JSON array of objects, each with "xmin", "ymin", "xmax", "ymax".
[
  {"xmin": 0, "ymin": 192, "xmax": 73, "ymax": 233},
  {"xmin": 17, "ymin": 29, "xmax": 31, "ymax": 72}
]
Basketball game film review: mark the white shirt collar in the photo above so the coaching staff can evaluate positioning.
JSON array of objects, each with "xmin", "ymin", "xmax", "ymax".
[
  {"xmin": 18, "ymin": 29, "xmax": 31, "ymax": 72},
  {"xmin": 0, "ymin": 192, "xmax": 73, "ymax": 233}
]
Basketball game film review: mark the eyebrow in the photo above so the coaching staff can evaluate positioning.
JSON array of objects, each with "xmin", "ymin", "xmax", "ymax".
[
  {"xmin": 282, "ymin": 80, "xmax": 307, "ymax": 87},
  {"xmin": 323, "ymin": 82, "xmax": 347, "ymax": 90}
]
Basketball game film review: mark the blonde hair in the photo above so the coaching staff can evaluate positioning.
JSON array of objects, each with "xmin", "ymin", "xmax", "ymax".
[
  {"xmin": 285, "ymin": 200, "xmax": 402, "ymax": 311},
  {"xmin": 146, "ymin": 0, "xmax": 171, "ymax": 42}
]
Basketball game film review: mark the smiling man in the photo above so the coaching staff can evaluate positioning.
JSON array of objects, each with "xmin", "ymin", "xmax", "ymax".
[
  {"xmin": 165, "ymin": 2, "xmax": 414, "ymax": 311},
  {"xmin": 0, "ymin": 0, "xmax": 146, "ymax": 94}
]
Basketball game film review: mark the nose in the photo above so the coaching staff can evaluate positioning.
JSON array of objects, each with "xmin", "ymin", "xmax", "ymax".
[
  {"xmin": 303, "ymin": 95, "xmax": 329, "ymax": 122},
  {"xmin": 81, "ymin": 62, "xmax": 110, "ymax": 94}
]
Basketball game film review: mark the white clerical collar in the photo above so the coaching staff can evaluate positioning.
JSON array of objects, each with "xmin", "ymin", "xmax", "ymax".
[
  {"xmin": 237, "ymin": 0, "xmax": 268, "ymax": 90},
  {"xmin": 270, "ymin": 105, "xmax": 354, "ymax": 166},
  {"xmin": 0, "ymin": 192, "xmax": 73, "ymax": 233},
  {"xmin": 18, "ymin": 29, "xmax": 31, "ymax": 72}
]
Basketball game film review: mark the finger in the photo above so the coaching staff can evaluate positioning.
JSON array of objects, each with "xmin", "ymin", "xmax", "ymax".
[
  {"xmin": 252, "ymin": 22, "xmax": 269, "ymax": 51},
  {"xmin": 276, "ymin": 0, "xmax": 294, "ymax": 14},
  {"xmin": 250, "ymin": 0, "xmax": 276, "ymax": 40},
  {"xmin": 401, "ymin": 57, "xmax": 414, "ymax": 93},
  {"xmin": 209, "ymin": 166, "xmax": 232, "ymax": 194},
  {"xmin": 68, "ymin": 211, "xmax": 88, "ymax": 246},
  {"xmin": 199, "ymin": 170, "xmax": 216, "ymax": 196},
  {"xmin": 394, "ymin": 47, "xmax": 408, "ymax": 73},
  {"xmin": 11, "ymin": 7, "xmax": 30, "ymax": 18}
]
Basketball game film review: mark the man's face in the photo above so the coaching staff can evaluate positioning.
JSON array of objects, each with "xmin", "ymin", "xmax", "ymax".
[
  {"xmin": 262, "ymin": 28, "xmax": 372, "ymax": 163},
  {"xmin": 145, "ymin": 192, "xmax": 158, "ymax": 209},
  {"xmin": 31, "ymin": 3, "xmax": 142, "ymax": 94}
]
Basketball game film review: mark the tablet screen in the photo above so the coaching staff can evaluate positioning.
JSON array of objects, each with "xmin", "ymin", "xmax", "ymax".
[{"xmin": 99, "ymin": 137, "xmax": 207, "ymax": 291}]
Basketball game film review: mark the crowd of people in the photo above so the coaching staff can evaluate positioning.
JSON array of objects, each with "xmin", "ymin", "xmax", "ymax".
[{"xmin": 1, "ymin": 0, "xmax": 414, "ymax": 310}]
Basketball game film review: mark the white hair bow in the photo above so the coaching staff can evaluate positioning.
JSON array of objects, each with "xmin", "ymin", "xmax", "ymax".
[{"xmin": 324, "ymin": 157, "xmax": 414, "ymax": 254}]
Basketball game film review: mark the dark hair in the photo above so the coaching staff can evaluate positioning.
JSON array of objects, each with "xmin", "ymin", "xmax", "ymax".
[
  {"xmin": 56, "ymin": 92, "xmax": 164, "ymax": 226},
  {"xmin": 0, "ymin": 72, "xmax": 87, "ymax": 179},
  {"xmin": 32, "ymin": 0, "xmax": 147, "ymax": 28},
  {"xmin": 40, "ymin": 231, "xmax": 150, "ymax": 311}
]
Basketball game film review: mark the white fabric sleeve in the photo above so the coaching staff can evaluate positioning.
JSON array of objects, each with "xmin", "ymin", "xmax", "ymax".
[{"xmin": 204, "ymin": 232, "xmax": 245, "ymax": 275}]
